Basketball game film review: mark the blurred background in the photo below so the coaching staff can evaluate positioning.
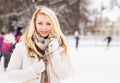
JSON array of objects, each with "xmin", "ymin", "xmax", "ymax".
[
  {"xmin": 0, "ymin": 0, "xmax": 120, "ymax": 83},
  {"xmin": 0, "ymin": 0, "xmax": 120, "ymax": 36}
]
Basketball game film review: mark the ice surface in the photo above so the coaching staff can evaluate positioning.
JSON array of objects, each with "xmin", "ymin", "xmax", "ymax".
[{"xmin": 0, "ymin": 36, "xmax": 120, "ymax": 83}]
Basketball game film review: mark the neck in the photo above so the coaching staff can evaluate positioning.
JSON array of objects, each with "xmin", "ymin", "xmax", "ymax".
[{"xmin": 43, "ymin": 36, "xmax": 48, "ymax": 39}]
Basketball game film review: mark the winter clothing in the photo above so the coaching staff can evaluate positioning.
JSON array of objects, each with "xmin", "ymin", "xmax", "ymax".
[
  {"xmin": 74, "ymin": 31, "xmax": 79, "ymax": 49},
  {"xmin": 0, "ymin": 36, "xmax": 4, "ymax": 61},
  {"xmin": 0, "ymin": 36, "xmax": 4, "ymax": 54},
  {"xmin": 6, "ymin": 39, "xmax": 71, "ymax": 83},
  {"xmin": 2, "ymin": 32, "xmax": 16, "ymax": 70}
]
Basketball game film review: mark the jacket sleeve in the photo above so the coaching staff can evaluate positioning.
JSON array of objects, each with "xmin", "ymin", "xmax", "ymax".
[
  {"xmin": 50, "ymin": 47, "xmax": 72, "ymax": 80},
  {"xmin": 6, "ymin": 42, "xmax": 38, "ymax": 82}
]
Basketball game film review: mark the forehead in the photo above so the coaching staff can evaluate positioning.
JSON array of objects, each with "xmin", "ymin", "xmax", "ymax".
[{"xmin": 36, "ymin": 13, "xmax": 51, "ymax": 21}]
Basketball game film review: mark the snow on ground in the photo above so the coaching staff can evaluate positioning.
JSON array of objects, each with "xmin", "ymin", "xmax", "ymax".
[{"xmin": 0, "ymin": 36, "xmax": 120, "ymax": 83}]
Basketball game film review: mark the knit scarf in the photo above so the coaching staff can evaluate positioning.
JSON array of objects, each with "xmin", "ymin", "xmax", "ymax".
[
  {"xmin": 33, "ymin": 34, "xmax": 50, "ymax": 83},
  {"xmin": 33, "ymin": 33, "xmax": 62, "ymax": 83}
]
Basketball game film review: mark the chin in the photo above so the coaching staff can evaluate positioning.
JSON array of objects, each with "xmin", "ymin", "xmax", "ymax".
[{"xmin": 41, "ymin": 35, "xmax": 48, "ymax": 38}]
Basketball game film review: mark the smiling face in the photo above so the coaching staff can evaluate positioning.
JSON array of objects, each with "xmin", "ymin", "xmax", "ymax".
[{"xmin": 35, "ymin": 13, "xmax": 51, "ymax": 38}]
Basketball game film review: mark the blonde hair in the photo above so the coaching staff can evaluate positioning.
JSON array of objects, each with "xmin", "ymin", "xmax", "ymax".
[{"xmin": 22, "ymin": 6, "xmax": 69, "ymax": 60}]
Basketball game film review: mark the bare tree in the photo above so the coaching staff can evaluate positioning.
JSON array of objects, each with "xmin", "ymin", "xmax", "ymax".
[{"xmin": 0, "ymin": 0, "xmax": 91, "ymax": 35}]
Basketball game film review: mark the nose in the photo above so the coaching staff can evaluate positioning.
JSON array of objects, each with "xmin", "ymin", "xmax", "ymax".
[{"xmin": 41, "ymin": 25, "xmax": 47, "ymax": 30}]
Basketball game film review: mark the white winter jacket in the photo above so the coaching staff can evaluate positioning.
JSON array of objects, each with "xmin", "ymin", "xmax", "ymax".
[{"xmin": 6, "ymin": 41, "xmax": 71, "ymax": 83}]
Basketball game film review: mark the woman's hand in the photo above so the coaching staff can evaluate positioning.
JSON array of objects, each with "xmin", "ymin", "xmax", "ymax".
[
  {"xmin": 32, "ymin": 59, "xmax": 45, "ymax": 74},
  {"xmin": 48, "ymin": 38, "xmax": 59, "ymax": 53}
]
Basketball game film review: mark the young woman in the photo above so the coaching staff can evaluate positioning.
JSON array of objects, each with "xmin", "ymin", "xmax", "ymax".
[{"xmin": 6, "ymin": 6, "xmax": 72, "ymax": 83}]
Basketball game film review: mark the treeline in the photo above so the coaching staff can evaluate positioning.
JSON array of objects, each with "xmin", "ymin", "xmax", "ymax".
[{"xmin": 0, "ymin": 0, "xmax": 91, "ymax": 35}]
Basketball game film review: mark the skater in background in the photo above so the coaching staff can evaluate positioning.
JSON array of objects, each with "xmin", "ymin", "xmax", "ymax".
[
  {"xmin": 2, "ymin": 29, "xmax": 16, "ymax": 71},
  {"xmin": 10, "ymin": 27, "xmax": 24, "ymax": 52},
  {"xmin": 74, "ymin": 31, "xmax": 80, "ymax": 49},
  {"xmin": 0, "ymin": 32, "xmax": 5, "ymax": 61},
  {"xmin": 104, "ymin": 35, "xmax": 112, "ymax": 47}
]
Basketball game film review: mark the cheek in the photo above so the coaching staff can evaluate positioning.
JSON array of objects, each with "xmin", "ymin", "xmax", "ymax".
[
  {"xmin": 36, "ymin": 24, "xmax": 41, "ymax": 31},
  {"xmin": 48, "ymin": 27, "xmax": 52, "ymax": 34},
  {"xmin": 48, "ymin": 27, "xmax": 51, "ymax": 31}
]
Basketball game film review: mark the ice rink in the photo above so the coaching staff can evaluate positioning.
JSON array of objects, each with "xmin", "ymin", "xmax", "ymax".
[{"xmin": 0, "ymin": 36, "xmax": 120, "ymax": 83}]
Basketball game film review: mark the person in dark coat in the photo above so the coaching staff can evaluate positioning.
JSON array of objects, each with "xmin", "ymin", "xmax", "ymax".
[
  {"xmin": 0, "ymin": 32, "xmax": 5, "ymax": 61},
  {"xmin": 74, "ymin": 31, "xmax": 80, "ymax": 49},
  {"xmin": 105, "ymin": 36, "xmax": 112, "ymax": 47}
]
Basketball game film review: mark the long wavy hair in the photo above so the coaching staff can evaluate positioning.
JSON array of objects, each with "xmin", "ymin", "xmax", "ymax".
[{"xmin": 21, "ymin": 6, "xmax": 69, "ymax": 61}]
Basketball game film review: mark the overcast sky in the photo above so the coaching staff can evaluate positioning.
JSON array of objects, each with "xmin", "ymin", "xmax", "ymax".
[{"xmin": 90, "ymin": 0, "xmax": 120, "ymax": 21}]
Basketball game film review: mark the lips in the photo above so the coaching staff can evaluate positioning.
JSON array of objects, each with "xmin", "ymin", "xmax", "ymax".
[{"xmin": 41, "ymin": 31, "xmax": 48, "ymax": 34}]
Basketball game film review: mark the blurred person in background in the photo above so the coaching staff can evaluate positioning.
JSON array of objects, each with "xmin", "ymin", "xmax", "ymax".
[
  {"xmin": 104, "ymin": 35, "xmax": 112, "ymax": 48},
  {"xmin": 6, "ymin": 6, "xmax": 72, "ymax": 83},
  {"xmin": 0, "ymin": 32, "xmax": 5, "ymax": 62},
  {"xmin": 2, "ymin": 29, "xmax": 16, "ymax": 71},
  {"xmin": 10, "ymin": 27, "xmax": 24, "ymax": 52},
  {"xmin": 74, "ymin": 31, "xmax": 80, "ymax": 49},
  {"xmin": 10, "ymin": 35, "xmax": 21, "ymax": 52}
]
